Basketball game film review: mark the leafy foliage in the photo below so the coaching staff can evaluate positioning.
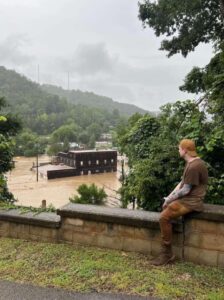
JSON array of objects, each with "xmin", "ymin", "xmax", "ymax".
[
  {"xmin": 138, "ymin": 0, "xmax": 224, "ymax": 57},
  {"xmin": 135, "ymin": 1, "xmax": 224, "ymax": 210},
  {"xmin": 117, "ymin": 100, "xmax": 223, "ymax": 211},
  {"xmin": 14, "ymin": 130, "xmax": 48, "ymax": 157},
  {"xmin": 69, "ymin": 183, "xmax": 107, "ymax": 205},
  {"xmin": 0, "ymin": 97, "xmax": 21, "ymax": 203}
]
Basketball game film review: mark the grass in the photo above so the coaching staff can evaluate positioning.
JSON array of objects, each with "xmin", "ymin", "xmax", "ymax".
[
  {"xmin": 0, "ymin": 237, "xmax": 223, "ymax": 299},
  {"xmin": 0, "ymin": 201, "xmax": 56, "ymax": 214}
]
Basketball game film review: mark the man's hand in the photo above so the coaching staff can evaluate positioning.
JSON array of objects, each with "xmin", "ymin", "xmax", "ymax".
[{"xmin": 162, "ymin": 197, "xmax": 170, "ymax": 209}]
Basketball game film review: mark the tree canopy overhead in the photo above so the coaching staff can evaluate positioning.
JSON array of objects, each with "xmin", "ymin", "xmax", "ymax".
[{"xmin": 138, "ymin": 0, "xmax": 224, "ymax": 57}]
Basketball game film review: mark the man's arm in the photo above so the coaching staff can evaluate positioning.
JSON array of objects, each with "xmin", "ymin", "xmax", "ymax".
[
  {"xmin": 164, "ymin": 183, "xmax": 192, "ymax": 206},
  {"xmin": 167, "ymin": 181, "xmax": 182, "ymax": 198}
]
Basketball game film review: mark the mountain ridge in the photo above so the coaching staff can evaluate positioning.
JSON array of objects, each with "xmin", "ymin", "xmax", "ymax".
[{"xmin": 41, "ymin": 84, "xmax": 148, "ymax": 116}]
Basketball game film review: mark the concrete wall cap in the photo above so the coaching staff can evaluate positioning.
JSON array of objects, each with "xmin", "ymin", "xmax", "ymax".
[
  {"xmin": 57, "ymin": 203, "xmax": 162, "ymax": 228},
  {"xmin": 0, "ymin": 209, "xmax": 61, "ymax": 228},
  {"xmin": 186, "ymin": 204, "xmax": 224, "ymax": 222}
]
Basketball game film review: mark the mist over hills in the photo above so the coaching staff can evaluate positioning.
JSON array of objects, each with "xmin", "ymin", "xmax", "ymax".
[
  {"xmin": 0, "ymin": 66, "xmax": 148, "ymax": 118},
  {"xmin": 0, "ymin": 66, "xmax": 150, "ymax": 140},
  {"xmin": 41, "ymin": 85, "xmax": 148, "ymax": 116}
]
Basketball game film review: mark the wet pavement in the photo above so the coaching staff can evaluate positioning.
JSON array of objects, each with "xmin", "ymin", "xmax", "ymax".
[{"xmin": 0, "ymin": 280, "xmax": 156, "ymax": 300}]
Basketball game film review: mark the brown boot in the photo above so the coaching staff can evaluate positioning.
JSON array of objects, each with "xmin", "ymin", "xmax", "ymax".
[{"xmin": 150, "ymin": 244, "xmax": 175, "ymax": 266}]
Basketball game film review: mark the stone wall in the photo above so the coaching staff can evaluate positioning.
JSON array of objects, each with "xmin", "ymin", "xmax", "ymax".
[
  {"xmin": 0, "ymin": 209, "xmax": 60, "ymax": 242},
  {"xmin": 0, "ymin": 203, "xmax": 223, "ymax": 268}
]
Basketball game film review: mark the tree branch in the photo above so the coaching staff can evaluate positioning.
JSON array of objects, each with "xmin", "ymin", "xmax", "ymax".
[{"xmin": 220, "ymin": 0, "xmax": 224, "ymax": 19}]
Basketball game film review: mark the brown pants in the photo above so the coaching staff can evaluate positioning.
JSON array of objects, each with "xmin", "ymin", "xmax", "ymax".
[{"xmin": 159, "ymin": 200, "xmax": 192, "ymax": 246}]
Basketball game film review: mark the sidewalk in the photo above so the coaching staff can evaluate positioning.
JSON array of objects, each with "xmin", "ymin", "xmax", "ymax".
[{"xmin": 0, "ymin": 280, "xmax": 156, "ymax": 300}]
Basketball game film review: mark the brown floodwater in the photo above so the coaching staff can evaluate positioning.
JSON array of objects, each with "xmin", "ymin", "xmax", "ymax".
[{"xmin": 7, "ymin": 156, "xmax": 122, "ymax": 209}]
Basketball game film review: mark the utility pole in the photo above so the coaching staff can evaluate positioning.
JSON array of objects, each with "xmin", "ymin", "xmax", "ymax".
[
  {"xmin": 67, "ymin": 71, "xmax": 70, "ymax": 91},
  {"xmin": 36, "ymin": 143, "xmax": 39, "ymax": 182},
  {"xmin": 37, "ymin": 64, "xmax": 40, "ymax": 84}
]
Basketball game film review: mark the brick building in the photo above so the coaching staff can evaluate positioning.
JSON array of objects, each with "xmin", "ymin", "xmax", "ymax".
[{"xmin": 57, "ymin": 150, "xmax": 117, "ymax": 175}]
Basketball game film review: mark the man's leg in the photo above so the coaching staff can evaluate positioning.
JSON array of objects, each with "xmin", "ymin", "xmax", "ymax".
[{"xmin": 150, "ymin": 200, "xmax": 192, "ymax": 266}]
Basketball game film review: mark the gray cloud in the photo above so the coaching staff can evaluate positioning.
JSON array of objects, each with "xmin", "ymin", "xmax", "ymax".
[
  {"xmin": 57, "ymin": 43, "xmax": 118, "ymax": 76},
  {"xmin": 46, "ymin": 42, "xmax": 208, "ymax": 110},
  {"xmin": 0, "ymin": 1, "xmax": 213, "ymax": 111},
  {"xmin": 0, "ymin": 34, "xmax": 33, "ymax": 66}
]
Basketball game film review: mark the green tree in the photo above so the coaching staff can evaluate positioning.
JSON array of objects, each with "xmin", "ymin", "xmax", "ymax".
[
  {"xmin": 179, "ymin": 47, "xmax": 224, "ymax": 204},
  {"xmin": 69, "ymin": 183, "xmax": 107, "ymax": 205},
  {"xmin": 51, "ymin": 124, "xmax": 79, "ymax": 144},
  {"xmin": 138, "ymin": 0, "xmax": 224, "ymax": 57},
  {"xmin": 117, "ymin": 101, "xmax": 218, "ymax": 211},
  {"xmin": 14, "ymin": 130, "xmax": 47, "ymax": 157},
  {"xmin": 0, "ymin": 97, "xmax": 21, "ymax": 202},
  {"xmin": 135, "ymin": 0, "xmax": 224, "ymax": 209}
]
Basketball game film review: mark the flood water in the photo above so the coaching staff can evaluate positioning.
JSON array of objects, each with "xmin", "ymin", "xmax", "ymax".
[{"xmin": 7, "ymin": 156, "xmax": 122, "ymax": 209}]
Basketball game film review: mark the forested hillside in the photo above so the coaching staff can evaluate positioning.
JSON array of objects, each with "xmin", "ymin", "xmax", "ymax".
[
  {"xmin": 0, "ymin": 67, "xmax": 122, "ymax": 132},
  {"xmin": 41, "ymin": 84, "xmax": 147, "ymax": 116},
  {"xmin": 0, "ymin": 66, "xmax": 146, "ymax": 155}
]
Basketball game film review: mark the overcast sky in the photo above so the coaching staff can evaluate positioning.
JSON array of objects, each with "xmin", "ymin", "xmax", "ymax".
[{"xmin": 0, "ymin": 0, "xmax": 213, "ymax": 111}]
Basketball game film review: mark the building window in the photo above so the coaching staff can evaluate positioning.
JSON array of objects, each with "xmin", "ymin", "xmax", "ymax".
[
  {"xmin": 88, "ymin": 160, "xmax": 91, "ymax": 165},
  {"xmin": 96, "ymin": 160, "xmax": 99, "ymax": 165},
  {"xmin": 111, "ymin": 159, "xmax": 114, "ymax": 163},
  {"xmin": 104, "ymin": 159, "xmax": 107, "ymax": 164},
  {"xmin": 80, "ymin": 161, "xmax": 83, "ymax": 166}
]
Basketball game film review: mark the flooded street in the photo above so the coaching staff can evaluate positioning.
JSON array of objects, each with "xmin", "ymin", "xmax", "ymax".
[{"xmin": 7, "ymin": 156, "xmax": 122, "ymax": 209}]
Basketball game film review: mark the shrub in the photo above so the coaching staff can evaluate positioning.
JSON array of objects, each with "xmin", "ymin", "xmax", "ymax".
[{"xmin": 69, "ymin": 183, "xmax": 107, "ymax": 205}]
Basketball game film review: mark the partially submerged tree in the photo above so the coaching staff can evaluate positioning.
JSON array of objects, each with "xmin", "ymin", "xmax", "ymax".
[{"xmin": 69, "ymin": 183, "xmax": 107, "ymax": 205}]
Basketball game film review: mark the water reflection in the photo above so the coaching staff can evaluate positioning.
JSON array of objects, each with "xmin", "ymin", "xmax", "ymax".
[{"xmin": 7, "ymin": 156, "xmax": 122, "ymax": 208}]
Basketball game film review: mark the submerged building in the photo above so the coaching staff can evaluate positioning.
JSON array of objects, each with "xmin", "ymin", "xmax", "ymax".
[{"xmin": 46, "ymin": 150, "xmax": 117, "ymax": 179}]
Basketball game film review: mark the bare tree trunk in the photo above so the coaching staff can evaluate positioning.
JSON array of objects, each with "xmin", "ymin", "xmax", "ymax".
[{"xmin": 220, "ymin": 0, "xmax": 224, "ymax": 19}]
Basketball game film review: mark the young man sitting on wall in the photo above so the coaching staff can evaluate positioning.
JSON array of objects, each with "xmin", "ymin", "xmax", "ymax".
[{"xmin": 151, "ymin": 139, "xmax": 208, "ymax": 266}]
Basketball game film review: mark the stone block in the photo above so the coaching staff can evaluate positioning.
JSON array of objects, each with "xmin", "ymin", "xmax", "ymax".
[
  {"xmin": 59, "ymin": 228, "xmax": 73, "ymax": 242},
  {"xmin": 134, "ymin": 228, "xmax": 158, "ymax": 240},
  {"xmin": 151, "ymin": 241, "xmax": 161, "ymax": 256},
  {"xmin": 13, "ymin": 224, "xmax": 30, "ymax": 240},
  {"xmin": 95, "ymin": 235, "xmax": 123, "ymax": 250},
  {"xmin": 83, "ymin": 220, "xmax": 107, "ymax": 234},
  {"xmin": 64, "ymin": 218, "xmax": 84, "ymax": 226},
  {"xmin": 183, "ymin": 220, "xmax": 194, "ymax": 234},
  {"xmin": 187, "ymin": 219, "xmax": 218, "ymax": 234},
  {"xmin": 72, "ymin": 232, "xmax": 97, "ymax": 246},
  {"xmin": 185, "ymin": 232, "xmax": 202, "ymax": 248},
  {"xmin": 29, "ymin": 225, "xmax": 57, "ymax": 239},
  {"xmin": 116, "ymin": 225, "xmax": 135, "ymax": 238},
  {"xmin": 202, "ymin": 234, "xmax": 224, "ymax": 251},
  {"xmin": 17, "ymin": 231, "xmax": 30, "ymax": 240},
  {"xmin": 29, "ymin": 235, "xmax": 55, "ymax": 242},
  {"xmin": 8, "ymin": 222, "xmax": 22, "ymax": 233},
  {"xmin": 122, "ymin": 238, "xmax": 151, "ymax": 254},
  {"xmin": 8, "ymin": 223, "xmax": 29, "ymax": 238},
  {"xmin": 218, "ymin": 252, "xmax": 224, "ymax": 268},
  {"xmin": 217, "ymin": 223, "xmax": 224, "ymax": 235},
  {"xmin": 0, "ymin": 221, "xmax": 10, "ymax": 237},
  {"xmin": 184, "ymin": 246, "xmax": 218, "ymax": 266},
  {"xmin": 173, "ymin": 246, "xmax": 183, "ymax": 259},
  {"xmin": 186, "ymin": 232, "xmax": 224, "ymax": 251},
  {"xmin": 172, "ymin": 233, "xmax": 184, "ymax": 246}
]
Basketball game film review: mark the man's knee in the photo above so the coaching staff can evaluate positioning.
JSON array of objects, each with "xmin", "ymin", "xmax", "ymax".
[{"xmin": 159, "ymin": 210, "xmax": 171, "ymax": 223}]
